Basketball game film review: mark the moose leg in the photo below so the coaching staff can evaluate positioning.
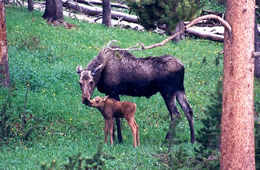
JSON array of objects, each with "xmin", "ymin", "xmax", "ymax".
[
  {"xmin": 108, "ymin": 94, "xmax": 123, "ymax": 143},
  {"xmin": 176, "ymin": 91, "xmax": 196, "ymax": 143},
  {"xmin": 115, "ymin": 117, "xmax": 123, "ymax": 143},
  {"xmin": 161, "ymin": 93, "xmax": 181, "ymax": 142}
]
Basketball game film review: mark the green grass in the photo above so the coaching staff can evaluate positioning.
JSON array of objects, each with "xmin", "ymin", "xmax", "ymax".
[{"xmin": 0, "ymin": 6, "xmax": 259, "ymax": 169}]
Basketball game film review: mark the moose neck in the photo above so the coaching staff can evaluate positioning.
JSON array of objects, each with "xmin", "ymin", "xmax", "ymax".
[{"xmin": 86, "ymin": 54, "xmax": 106, "ymax": 86}]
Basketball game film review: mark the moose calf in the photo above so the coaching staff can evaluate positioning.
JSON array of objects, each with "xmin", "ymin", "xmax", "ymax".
[{"xmin": 90, "ymin": 96, "xmax": 140, "ymax": 148}]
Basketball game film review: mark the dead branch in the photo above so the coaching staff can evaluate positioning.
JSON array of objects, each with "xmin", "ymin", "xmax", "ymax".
[
  {"xmin": 108, "ymin": 14, "xmax": 231, "ymax": 51},
  {"xmin": 186, "ymin": 14, "xmax": 231, "ymax": 34},
  {"xmin": 94, "ymin": 15, "xmax": 103, "ymax": 22}
]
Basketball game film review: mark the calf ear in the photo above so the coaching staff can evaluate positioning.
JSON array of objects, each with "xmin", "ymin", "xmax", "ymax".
[
  {"xmin": 91, "ymin": 64, "xmax": 103, "ymax": 76},
  {"xmin": 104, "ymin": 95, "xmax": 109, "ymax": 101},
  {"xmin": 76, "ymin": 65, "xmax": 83, "ymax": 75}
]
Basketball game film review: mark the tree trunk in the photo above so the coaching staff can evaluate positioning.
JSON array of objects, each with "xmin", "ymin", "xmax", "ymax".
[
  {"xmin": 102, "ymin": 0, "xmax": 111, "ymax": 27},
  {"xmin": 221, "ymin": 0, "xmax": 255, "ymax": 169},
  {"xmin": 28, "ymin": 0, "xmax": 34, "ymax": 11},
  {"xmin": 0, "ymin": 1, "xmax": 10, "ymax": 87},
  {"xmin": 255, "ymin": 14, "xmax": 260, "ymax": 78},
  {"xmin": 43, "ymin": 0, "xmax": 63, "ymax": 22},
  {"xmin": 171, "ymin": 21, "xmax": 185, "ymax": 43}
]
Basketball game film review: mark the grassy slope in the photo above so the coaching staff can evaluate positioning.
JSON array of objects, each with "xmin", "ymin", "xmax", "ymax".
[{"xmin": 0, "ymin": 6, "xmax": 259, "ymax": 169}]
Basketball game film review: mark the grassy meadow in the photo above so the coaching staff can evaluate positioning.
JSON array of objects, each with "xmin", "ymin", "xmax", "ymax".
[{"xmin": 0, "ymin": 5, "xmax": 259, "ymax": 169}]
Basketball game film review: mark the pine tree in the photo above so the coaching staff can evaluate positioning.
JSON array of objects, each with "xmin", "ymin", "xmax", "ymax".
[
  {"xmin": 126, "ymin": 0, "xmax": 201, "ymax": 34},
  {"xmin": 255, "ymin": 119, "xmax": 260, "ymax": 170},
  {"xmin": 255, "ymin": 97, "xmax": 260, "ymax": 169},
  {"xmin": 195, "ymin": 79, "xmax": 222, "ymax": 167}
]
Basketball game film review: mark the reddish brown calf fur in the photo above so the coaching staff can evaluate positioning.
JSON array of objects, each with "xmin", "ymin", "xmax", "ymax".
[{"xmin": 90, "ymin": 96, "xmax": 140, "ymax": 148}]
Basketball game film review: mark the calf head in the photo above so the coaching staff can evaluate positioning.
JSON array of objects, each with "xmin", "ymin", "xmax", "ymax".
[
  {"xmin": 76, "ymin": 64, "xmax": 103, "ymax": 105},
  {"xmin": 90, "ymin": 96, "xmax": 109, "ymax": 108}
]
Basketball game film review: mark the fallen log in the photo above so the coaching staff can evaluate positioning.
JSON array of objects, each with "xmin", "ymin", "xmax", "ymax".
[
  {"xmin": 107, "ymin": 14, "xmax": 231, "ymax": 51},
  {"xmin": 63, "ymin": 0, "xmax": 138, "ymax": 23},
  {"xmin": 75, "ymin": 0, "xmax": 129, "ymax": 9},
  {"xmin": 157, "ymin": 23, "xmax": 224, "ymax": 42},
  {"xmin": 185, "ymin": 26, "xmax": 224, "ymax": 42}
]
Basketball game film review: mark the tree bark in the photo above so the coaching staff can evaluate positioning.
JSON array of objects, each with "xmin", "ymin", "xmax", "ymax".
[
  {"xmin": 43, "ymin": 0, "xmax": 63, "ymax": 22},
  {"xmin": 28, "ymin": 0, "xmax": 34, "ymax": 11},
  {"xmin": 171, "ymin": 21, "xmax": 185, "ymax": 42},
  {"xmin": 102, "ymin": 0, "xmax": 111, "ymax": 27},
  {"xmin": 0, "ymin": 1, "xmax": 10, "ymax": 87},
  {"xmin": 221, "ymin": 0, "xmax": 255, "ymax": 169},
  {"xmin": 255, "ymin": 14, "xmax": 260, "ymax": 78}
]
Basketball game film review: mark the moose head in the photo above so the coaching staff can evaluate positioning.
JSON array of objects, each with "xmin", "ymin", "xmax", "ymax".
[{"xmin": 76, "ymin": 64, "xmax": 103, "ymax": 105}]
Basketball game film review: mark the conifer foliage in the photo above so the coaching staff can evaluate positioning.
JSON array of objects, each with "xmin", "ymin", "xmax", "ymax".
[
  {"xmin": 255, "ymin": 118, "xmax": 260, "ymax": 170},
  {"xmin": 195, "ymin": 79, "xmax": 260, "ymax": 168},
  {"xmin": 255, "ymin": 97, "xmax": 260, "ymax": 169},
  {"xmin": 126, "ymin": 0, "xmax": 201, "ymax": 34},
  {"xmin": 194, "ymin": 79, "xmax": 223, "ymax": 168}
]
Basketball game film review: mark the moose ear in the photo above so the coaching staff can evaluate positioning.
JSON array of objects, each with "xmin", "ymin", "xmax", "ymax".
[
  {"xmin": 91, "ymin": 64, "xmax": 103, "ymax": 76},
  {"xmin": 76, "ymin": 65, "xmax": 83, "ymax": 75}
]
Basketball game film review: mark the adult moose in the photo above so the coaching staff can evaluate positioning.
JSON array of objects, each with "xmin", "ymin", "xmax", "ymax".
[{"xmin": 76, "ymin": 47, "xmax": 195, "ymax": 144}]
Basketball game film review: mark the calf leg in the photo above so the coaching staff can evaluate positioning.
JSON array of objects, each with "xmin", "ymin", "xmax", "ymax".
[
  {"xmin": 176, "ymin": 91, "xmax": 195, "ymax": 143},
  {"xmin": 126, "ymin": 118, "xmax": 137, "ymax": 147},
  {"xmin": 127, "ymin": 118, "xmax": 140, "ymax": 148},
  {"xmin": 130, "ymin": 123, "xmax": 137, "ymax": 148},
  {"xmin": 134, "ymin": 119, "xmax": 140, "ymax": 146},
  {"xmin": 108, "ymin": 118, "xmax": 114, "ymax": 145},
  {"xmin": 104, "ymin": 120, "xmax": 109, "ymax": 143}
]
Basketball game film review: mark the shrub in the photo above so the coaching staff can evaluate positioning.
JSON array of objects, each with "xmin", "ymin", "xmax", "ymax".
[
  {"xmin": 194, "ymin": 79, "xmax": 222, "ymax": 168},
  {"xmin": 126, "ymin": 0, "xmax": 201, "ymax": 33}
]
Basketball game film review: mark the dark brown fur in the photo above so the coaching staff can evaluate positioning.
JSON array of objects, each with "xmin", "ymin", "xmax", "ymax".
[
  {"xmin": 90, "ymin": 96, "xmax": 139, "ymax": 147},
  {"xmin": 77, "ymin": 47, "xmax": 195, "ymax": 143}
]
